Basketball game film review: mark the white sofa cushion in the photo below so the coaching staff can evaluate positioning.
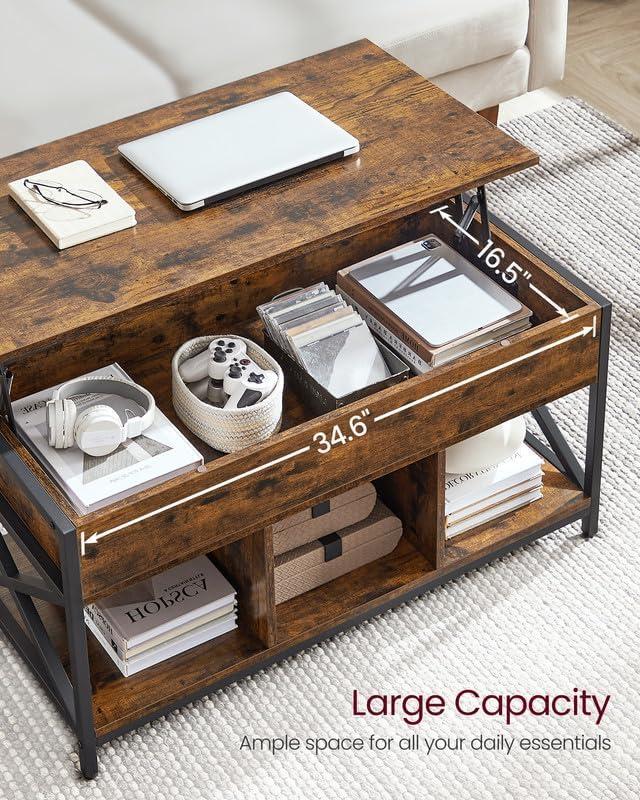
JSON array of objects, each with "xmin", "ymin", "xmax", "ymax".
[
  {"xmin": 433, "ymin": 47, "xmax": 530, "ymax": 111},
  {"xmin": 76, "ymin": 0, "xmax": 530, "ymax": 96},
  {"xmin": 0, "ymin": 0, "xmax": 177, "ymax": 157},
  {"xmin": 527, "ymin": 0, "xmax": 568, "ymax": 90}
]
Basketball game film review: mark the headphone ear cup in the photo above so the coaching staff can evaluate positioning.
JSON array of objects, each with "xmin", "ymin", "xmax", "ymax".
[
  {"xmin": 46, "ymin": 400, "xmax": 58, "ymax": 448},
  {"xmin": 61, "ymin": 399, "xmax": 77, "ymax": 449},
  {"xmin": 74, "ymin": 404, "xmax": 124, "ymax": 457},
  {"xmin": 47, "ymin": 398, "xmax": 74, "ymax": 449}
]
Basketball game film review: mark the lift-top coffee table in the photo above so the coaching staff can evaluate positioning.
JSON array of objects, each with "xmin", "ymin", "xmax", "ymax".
[{"xmin": 0, "ymin": 40, "xmax": 610, "ymax": 778}]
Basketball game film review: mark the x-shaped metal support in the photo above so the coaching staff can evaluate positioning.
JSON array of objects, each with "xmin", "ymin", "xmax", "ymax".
[
  {"xmin": 449, "ymin": 194, "xmax": 611, "ymax": 540},
  {"xmin": 0, "ymin": 498, "xmax": 75, "ymax": 723}
]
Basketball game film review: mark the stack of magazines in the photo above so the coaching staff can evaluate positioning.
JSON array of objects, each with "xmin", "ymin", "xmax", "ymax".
[
  {"xmin": 445, "ymin": 444, "xmax": 544, "ymax": 538},
  {"xmin": 84, "ymin": 556, "xmax": 237, "ymax": 676},
  {"xmin": 257, "ymin": 282, "xmax": 391, "ymax": 397}
]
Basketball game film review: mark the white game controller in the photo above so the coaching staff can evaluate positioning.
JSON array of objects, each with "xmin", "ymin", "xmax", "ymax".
[
  {"xmin": 222, "ymin": 362, "xmax": 278, "ymax": 409},
  {"xmin": 178, "ymin": 337, "xmax": 247, "ymax": 383},
  {"xmin": 179, "ymin": 337, "xmax": 277, "ymax": 409}
]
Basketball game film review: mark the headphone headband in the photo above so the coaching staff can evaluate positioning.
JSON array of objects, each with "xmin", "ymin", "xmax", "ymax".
[{"xmin": 52, "ymin": 377, "xmax": 155, "ymax": 438}]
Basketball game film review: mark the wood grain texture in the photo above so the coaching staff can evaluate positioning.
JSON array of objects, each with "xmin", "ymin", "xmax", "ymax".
[
  {"xmin": 0, "ymin": 39, "xmax": 608, "ymax": 751},
  {"xmin": 376, "ymin": 451, "xmax": 445, "ymax": 569},
  {"xmin": 5, "ymin": 212, "xmax": 593, "ymax": 402},
  {"xmin": 478, "ymin": 106, "xmax": 499, "ymax": 125},
  {"xmin": 0, "ymin": 427, "xmax": 80, "ymax": 564},
  {"xmin": 552, "ymin": 0, "xmax": 640, "ymax": 135},
  {"xmin": 215, "ymin": 528, "xmax": 276, "ymax": 647},
  {"xmin": 77, "ymin": 306, "xmax": 600, "ymax": 602},
  {"xmin": 5, "ymin": 209, "xmax": 438, "ymax": 400},
  {"xmin": 0, "ymin": 40, "xmax": 537, "ymax": 366}
]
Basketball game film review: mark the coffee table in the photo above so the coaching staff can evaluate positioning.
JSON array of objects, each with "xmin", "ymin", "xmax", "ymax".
[{"xmin": 0, "ymin": 40, "xmax": 610, "ymax": 778}]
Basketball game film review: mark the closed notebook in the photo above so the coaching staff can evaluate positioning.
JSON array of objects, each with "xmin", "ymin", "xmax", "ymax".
[{"xmin": 8, "ymin": 160, "xmax": 136, "ymax": 249}]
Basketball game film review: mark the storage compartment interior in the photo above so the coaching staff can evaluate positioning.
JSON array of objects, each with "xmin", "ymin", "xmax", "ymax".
[
  {"xmin": 6, "ymin": 212, "xmax": 594, "ymax": 446},
  {"xmin": 113, "ymin": 216, "xmax": 593, "ymax": 472},
  {"xmin": 0, "ymin": 213, "xmax": 599, "ymax": 607}
]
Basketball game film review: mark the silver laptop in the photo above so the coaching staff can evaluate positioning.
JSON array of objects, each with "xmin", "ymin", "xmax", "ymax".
[{"xmin": 118, "ymin": 92, "xmax": 360, "ymax": 211}]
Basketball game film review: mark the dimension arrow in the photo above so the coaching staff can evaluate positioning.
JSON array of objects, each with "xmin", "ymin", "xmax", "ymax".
[
  {"xmin": 429, "ymin": 205, "xmax": 480, "ymax": 245},
  {"xmin": 374, "ymin": 319, "xmax": 596, "ymax": 424},
  {"xmin": 81, "ymin": 445, "xmax": 311, "ymax": 552},
  {"xmin": 529, "ymin": 283, "xmax": 568, "ymax": 318}
]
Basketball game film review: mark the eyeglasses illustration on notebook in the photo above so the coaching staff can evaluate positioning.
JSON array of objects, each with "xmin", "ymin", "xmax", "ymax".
[{"xmin": 23, "ymin": 178, "xmax": 108, "ymax": 209}]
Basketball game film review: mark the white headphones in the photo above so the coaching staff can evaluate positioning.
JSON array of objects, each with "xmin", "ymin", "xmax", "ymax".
[{"xmin": 46, "ymin": 377, "xmax": 156, "ymax": 458}]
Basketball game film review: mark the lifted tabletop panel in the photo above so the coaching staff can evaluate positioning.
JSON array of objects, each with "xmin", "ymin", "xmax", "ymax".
[{"xmin": 0, "ymin": 39, "xmax": 536, "ymax": 366}]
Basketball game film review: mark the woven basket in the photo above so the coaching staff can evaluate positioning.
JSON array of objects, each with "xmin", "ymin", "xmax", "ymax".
[{"xmin": 172, "ymin": 335, "xmax": 284, "ymax": 454}]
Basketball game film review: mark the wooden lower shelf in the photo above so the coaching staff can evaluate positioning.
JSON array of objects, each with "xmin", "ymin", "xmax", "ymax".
[
  {"xmin": 442, "ymin": 460, "xmax": 590, "ymax": 567},
  {"xmin": 0, "ymin": 460, "xmax": 588, "ymax": 740}
]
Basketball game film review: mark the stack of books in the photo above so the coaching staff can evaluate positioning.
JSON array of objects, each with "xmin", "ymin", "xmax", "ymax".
[
  {"xmin": 337, "ymin": 235, "xmax": 531, "ymax": 372},
  {"xmin": 445, "ymin": 444, "xmax": 544, "ymax": 538},
  {"xmin": 84, "ymin": 556, "xmax": 236, "ymax": 676}
]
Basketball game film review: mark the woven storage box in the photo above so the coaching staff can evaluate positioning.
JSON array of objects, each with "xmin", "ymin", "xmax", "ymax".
[
  {"xmin": 172, "ymin": 335, "xmax": 284, "ymax": 453},
  {"xmin": 272, "ymin": 482, "xmax": 376, "ymax": 556},
  {"xmin": 274, "ymin": 500, "xmax": 402, "ymax": 604}
]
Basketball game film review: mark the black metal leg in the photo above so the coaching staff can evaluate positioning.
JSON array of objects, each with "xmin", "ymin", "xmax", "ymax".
[
  {"xmin": 582, "ymin": 303, "xmax": 612, "ymax": 537},
  {"xmin": 59, "ymin": 529, "xmax": 98, "ymax": 778},
  {"xmin": 476, "ymin": 185, "xmax": 490, "ymax": 245}
]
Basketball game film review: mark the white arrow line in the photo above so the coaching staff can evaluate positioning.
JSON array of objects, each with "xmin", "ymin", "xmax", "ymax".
[
  {"xmin": 429, "ymin": 205, "xmax": 480, "ymax": 245},
  {"xmin": 81, "ymin": 317, "xmax": 597, "ymax": 550},
  {"xmin": 529, "ymin": 283, "xmax": 568, "ymax": 317},
  {"xmin": 374, "ymin": 320, "xmax": 595, "ymax": 424},
  {"xmin": 82, "ymin": 445, "xmax": 311, "ymax": 549}
]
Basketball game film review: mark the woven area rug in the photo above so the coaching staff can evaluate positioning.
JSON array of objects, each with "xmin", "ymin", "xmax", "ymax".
[{"xmin": 1, "ymin": 98, "xmax": 639, "ymax": 800}]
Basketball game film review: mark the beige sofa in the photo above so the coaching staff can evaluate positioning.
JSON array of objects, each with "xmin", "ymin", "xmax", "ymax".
[{"xmin": 0, "ymin": 0, "xmax": 567, "ymax": 158}]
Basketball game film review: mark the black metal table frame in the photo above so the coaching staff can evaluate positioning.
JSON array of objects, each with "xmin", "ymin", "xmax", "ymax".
[{"xmin": 0, "ymin": 208, "xmax": 611, "ymax": 779}]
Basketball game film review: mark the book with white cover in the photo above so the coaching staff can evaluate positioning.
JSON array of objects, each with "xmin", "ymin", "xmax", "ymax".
[
  {"xmin": 446, "ymin": 488, "xmax": 543, "ymax": 538},
  {"xmin": 445, "ymin": 444, "xmax": 544, "ymax": 516},
  {"xmin": 8, "ymin": 160, "xmax": 136, "ymax": 249},
  {"xmin": 446, "ymin": 477, "xmax": 542, "ymax": 525},
  {"xmin": 85, "ymin": 610, "xmax": 237, "ymax": 676},
  {"xmin": 86, "ymin": 600, "xmax": 236, "ymax": 660},
  {"xmin": 12, "ymin": 363, "xmax": 203, "ymax": 514},
  {"xmin": 84, "ymin": 555, "xmax": 235, "ymax": 656}
]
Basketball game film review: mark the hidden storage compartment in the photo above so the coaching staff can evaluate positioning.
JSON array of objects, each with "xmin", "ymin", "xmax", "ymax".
[{"xmin": 0, "ymin": 212, "xmax": 599, "ymax": 605}]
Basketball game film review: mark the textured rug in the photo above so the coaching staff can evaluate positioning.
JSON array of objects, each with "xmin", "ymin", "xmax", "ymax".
[{"xmin": 1, "ymin": 98, "xmax": 639, "ymax": 800}]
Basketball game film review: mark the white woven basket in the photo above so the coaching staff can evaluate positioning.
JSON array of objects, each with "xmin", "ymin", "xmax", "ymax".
[{"xmin": 172, "ymin": 335, "xmax": 284, "ymax": 454}]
